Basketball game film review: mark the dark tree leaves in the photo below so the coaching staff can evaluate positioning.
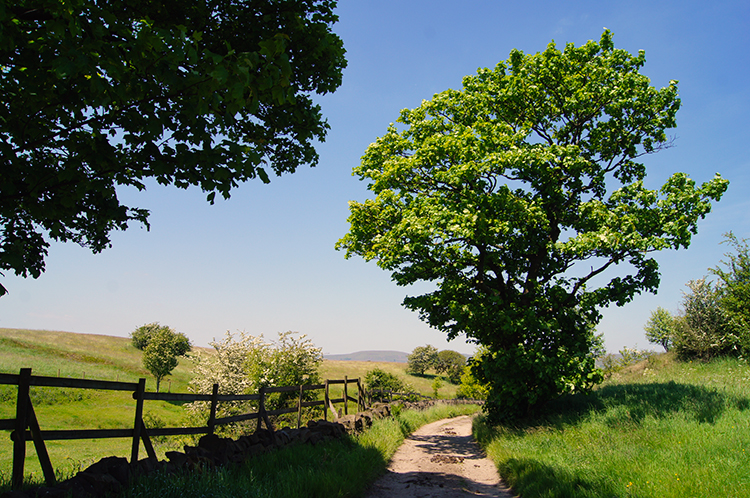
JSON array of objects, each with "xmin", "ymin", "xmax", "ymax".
[{"xmin": 0, "ymin": 0, "xmax": 346, "ymax": 295}]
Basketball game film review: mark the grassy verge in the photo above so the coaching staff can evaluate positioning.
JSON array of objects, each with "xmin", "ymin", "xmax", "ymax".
[
  {"xmin": 474, "ymin": 353, "xmax": 750, "ymax": 498},
  {"xmin": 122, "ymin": 402, "xmax": 481, "ymax": 498}
]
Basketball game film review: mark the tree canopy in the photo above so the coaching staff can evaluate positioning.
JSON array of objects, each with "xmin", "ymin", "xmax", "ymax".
[
  {"xmin": 0, "ymin": 0, "xmax": 346, "ymax": 295},
  {"xmin": 406, "ymin": 344, "xmax": 438, "ymax": 375},
  {"xmin": 337, "ymin": 30, "xmax": 728, "ymax": 421},
  {"xmin": 140, "ymin": 324, "xmax": 192, "ymax": 392}
]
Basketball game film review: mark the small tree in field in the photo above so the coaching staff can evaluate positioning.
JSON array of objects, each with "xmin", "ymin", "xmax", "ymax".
[
  {"xmin": 435, "ymin": 350, "xmax": 466, "ymax": 384},
  {"xmin": 644, "ymin": 307, "xmax": 675, "ymax": 352},
  {"xmin": 364, "ymin": 368, "xmax": 407, "ymax": 399},
  {"xmin": 407, "ymin": 345, "xmax": 439, "ymax": 375},
  {"xmin": 133, "ymin": 323, "xmax": 192, "ymax": 392},
  {"xmin": 143, "ymin": 328, "xmax": 179, "ymax": 392}
]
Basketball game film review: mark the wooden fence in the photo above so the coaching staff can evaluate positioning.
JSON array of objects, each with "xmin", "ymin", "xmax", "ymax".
[{"xmin": 0, "ymin": 368, "xmax": 366, "ymax": 490}]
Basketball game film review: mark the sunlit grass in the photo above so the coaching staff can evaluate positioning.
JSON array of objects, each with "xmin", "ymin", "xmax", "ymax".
[
  {"xmin": 123, "ymin": 402, "xmax": 480, "ymax": 498},
  {"xmin": 475, "ymin": 353, "xmax": 750, "ymax": 498}
]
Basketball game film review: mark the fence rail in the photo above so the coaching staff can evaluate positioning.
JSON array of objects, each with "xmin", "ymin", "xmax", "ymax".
[{"xmin": 1, "ymin": 368, "xmax": 366, "ymax": 490}]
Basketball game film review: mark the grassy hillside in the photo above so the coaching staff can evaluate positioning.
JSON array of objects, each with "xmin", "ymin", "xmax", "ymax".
[
  {"xmin": 0, "ymin": 328, "xmax": 456, "ymax": 482},
  {"xmin": 321, "ymin": 359, "xmax": 459, "ymax": 399},
  {"xmin": 475, "ymin": 353, "xmax": 750, "ymax": 498}
]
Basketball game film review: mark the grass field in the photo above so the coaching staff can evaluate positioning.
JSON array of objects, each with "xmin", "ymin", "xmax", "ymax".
[
  {"xmin": 475, "ymin": 353, "xmax": 750, "ymax": 498},
  {"xmin": 0, "ymin": 327, "xmax": 455, "ymax": 483}
]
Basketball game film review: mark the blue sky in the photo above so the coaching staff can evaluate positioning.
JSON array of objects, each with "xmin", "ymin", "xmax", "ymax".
[{"xmin": 2, "ymin": 0, "xmax": 748, "ymax": 356}]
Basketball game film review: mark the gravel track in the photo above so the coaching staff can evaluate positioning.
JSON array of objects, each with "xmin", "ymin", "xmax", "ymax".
[{"xmin": 362, "ymin": 415, "xmax": 517, "ymax": 497}]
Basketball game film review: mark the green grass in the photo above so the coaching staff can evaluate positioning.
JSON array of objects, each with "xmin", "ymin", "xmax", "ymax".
[
  {"xmin": 0, "ymin": 328, "xmax": 459, "ymax": 485},
  {"xmin": 321, "ymin": 359, "xmax": 460, "ymax": 399},
  {"xmin": 122, "ymin": 402, "xmax": 481, "ymax": 498},
  {"xmin": 474, "ymin": 353, "xmax": 750, "ymax": 498}
]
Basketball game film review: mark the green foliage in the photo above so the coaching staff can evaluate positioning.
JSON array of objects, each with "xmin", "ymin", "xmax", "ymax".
[
  {"xmin": 337, "ymin": 30, "xmax": 728, "ymax": 422},
  {"xmin": 431, "ymin": 377, "xmax": 443, "ymax": 398},
  {"xmin": 644, "ymin": 307, "xmax": 676, "ymax": 351},
  {"xmin": 456, "ymin": 367, "xmax": 489, "ymax": 400},
  {"xmin": 133, "ymin": 323, "xmax": 192, "ymax": 392},
  {"xmin": 188, "ymin": 331, "xmax": 322, "ymax": 433},
  {"xmin": 710, "ymin": 232, "xmax": 750, "ymax": 356},
  {"xmin": 406, "ymin": 345, "xmax": 438, "ymax": 375},
  {"xmin": 142, "ymin": 328, "xmax": 180, "ymax": 393},
  {"xmin": 364, "ymin": 367, "xmax": 407, "ymax": 395},
  {"xmin": 131, "ymin": 323, "xmax": 162, "ymax": 351},
  {"xmin": 672, "ymin": 278, "xmax": 734, "ymax": 360},
  {"xmin": 132, "ymin": 322, "xmax": 191, "ymax": 353},
  {"xmin": 0, "ymin": 0, "xmax": 346, "ymax": 296},
  {"xmin": 435, "ymin": 350, "xmax": 466, "ymax": 384}
]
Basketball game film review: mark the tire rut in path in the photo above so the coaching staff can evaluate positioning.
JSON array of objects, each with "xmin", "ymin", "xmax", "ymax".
[{"xmin": 362, "ymin": 415, "xmax": 516, "ymax": 497}]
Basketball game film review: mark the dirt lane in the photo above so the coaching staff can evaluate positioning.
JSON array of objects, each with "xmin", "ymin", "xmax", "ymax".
[{"xmin": 362, "ymin": 415, "xmax": 516, "ymax": 497}]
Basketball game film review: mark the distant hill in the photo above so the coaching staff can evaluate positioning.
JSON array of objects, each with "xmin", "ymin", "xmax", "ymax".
[{"xmin": 324, "ymin": 350, "xmax": 409, "ymax": 363}]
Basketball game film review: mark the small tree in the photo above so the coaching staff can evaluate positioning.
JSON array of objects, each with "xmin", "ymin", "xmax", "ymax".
[
  {"xmin": 644, "ymin": 307, "xmax": 676, "ymax": 352},
  {"xmin": 364, "ymin": 368, "xmax": 407, "ymax": 399},
  {"xmin": 711, "ymin": 232, "xmax": 750, "ymax": 355},
  {"xmin": 431, "ymin": 377, "xmax": 443, "ymax": 398},
  {"xmin": 133, "ymin": 323, "xmax": 192, "ymax": 392},
  {"xmin": 407, "ymin": 345, "xmax": 439, "ymax": 375},
  {"xmin": 131, "ymin": 322, "xmax": 192, "ymax": 355},
  {"xmin": 142, "ymin": 328, "xmax": 180, "ymax": 393},
  {"xmin": 673, "ymin": 278, "xmax": 733, "ymax": 360},
  {"xmin": 435, "ymin": 350, "xmax": 466, "ymax": 384}
]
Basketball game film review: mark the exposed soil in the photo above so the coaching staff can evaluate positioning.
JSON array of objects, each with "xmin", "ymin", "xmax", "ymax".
[{"xmin": 362, "ymin": 415, "xmax": 517, "ymax": 497}]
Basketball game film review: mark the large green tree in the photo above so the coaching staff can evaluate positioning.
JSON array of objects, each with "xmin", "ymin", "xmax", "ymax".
[
  {"xmin": 0, "ymin": 0, "xmax": 346, "ymax": 295},
  {"xmin": 337, "ymin": 31, "xmax": 728, "ymax": 421}
]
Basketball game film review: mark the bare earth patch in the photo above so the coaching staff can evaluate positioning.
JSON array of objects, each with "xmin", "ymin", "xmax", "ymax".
[{"xmin": 363, "ymin": 415, "xmax": 517, "ymax": 497}]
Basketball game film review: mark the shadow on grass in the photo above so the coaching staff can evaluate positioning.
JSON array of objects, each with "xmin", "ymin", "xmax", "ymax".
[
  {"xmin": 122, "ymin": 435, "xmax": 389, "ymax": 498},
  {"xmin": 543, "ymin": 381, "xmax": 750, "ymax": 427},
  {"xmin": 499, "ymin": 458, "xmax": 617, "ymax": 498}
]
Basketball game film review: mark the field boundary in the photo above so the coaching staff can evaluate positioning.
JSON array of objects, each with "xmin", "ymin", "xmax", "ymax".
[{"xmin": 0, "ymin": 368, "xmax": 366, "ymax": 490}]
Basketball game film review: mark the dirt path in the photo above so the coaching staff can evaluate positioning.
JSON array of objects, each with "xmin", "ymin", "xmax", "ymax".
[{"xmin": 362, "ymin": 415, "xmax": 517, "ymax": 497}]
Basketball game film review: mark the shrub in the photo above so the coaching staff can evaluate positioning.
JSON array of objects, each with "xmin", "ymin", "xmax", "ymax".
[
  {"xmin": 710, "ymin": 232, "xmax": 750, "ymax": 357},
  {"xmin": 364, "ymin": 368, "xmax": 406, "ymax": 400},
  {"xmin": 187, "ymin": 331, "xmax": 322, "ymax": 435},
  {"xmin": 672, "ymin": 278, "xmax": 735, "ymax": 360},
  {"xmin": 456, "ymin": 365, "xmax": 489, "ymax": 400}
]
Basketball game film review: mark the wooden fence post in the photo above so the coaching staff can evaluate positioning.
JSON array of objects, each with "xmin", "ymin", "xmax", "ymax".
[
  {"xmin": 296, "ymin": 385, "xmax": 303, "ymax": 429},
  {"xmin": 343, "ymin": 376, "xmax": 348, "ymax": 415},
  {"xmin": 131, "ymin": 378, "xmax": 146, "ymax": 465},
  {"xmin": 357, "ymin": 378, "xmax": 365, "ymax": 412},
  {"xmin": 12, "ymin": 368, "xmax": 31, "ymax": 489},
  {"xmin": 324, "ymin": 380, "xmax": 329, "ymax": 421},
  {"xmin": 208, "ymin": 383, "xmax": 219, "ymax": 435}
]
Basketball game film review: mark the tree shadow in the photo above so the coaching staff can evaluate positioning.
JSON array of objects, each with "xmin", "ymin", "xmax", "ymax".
[
  {"xmin": 539, "ymin": 381, "xmax": 750, "ymax": 428},
  {"xmin": 499, "ymin": 458, "xmax": 618, "ymax": 498}
]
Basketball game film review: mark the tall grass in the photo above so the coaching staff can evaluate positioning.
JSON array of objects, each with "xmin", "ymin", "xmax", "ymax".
[
  {"xmin": 474, "ymin": 353, "xmax": 750, "ymax": 498},
  {"xmin": 123, "ymin": 403, "xmax": 481, "ymax": 498}
]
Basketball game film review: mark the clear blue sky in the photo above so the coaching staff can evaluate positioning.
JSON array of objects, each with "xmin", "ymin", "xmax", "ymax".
[{"xmin": 2, "ymin": 0, "xmax": 748, "ymax": 356}]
